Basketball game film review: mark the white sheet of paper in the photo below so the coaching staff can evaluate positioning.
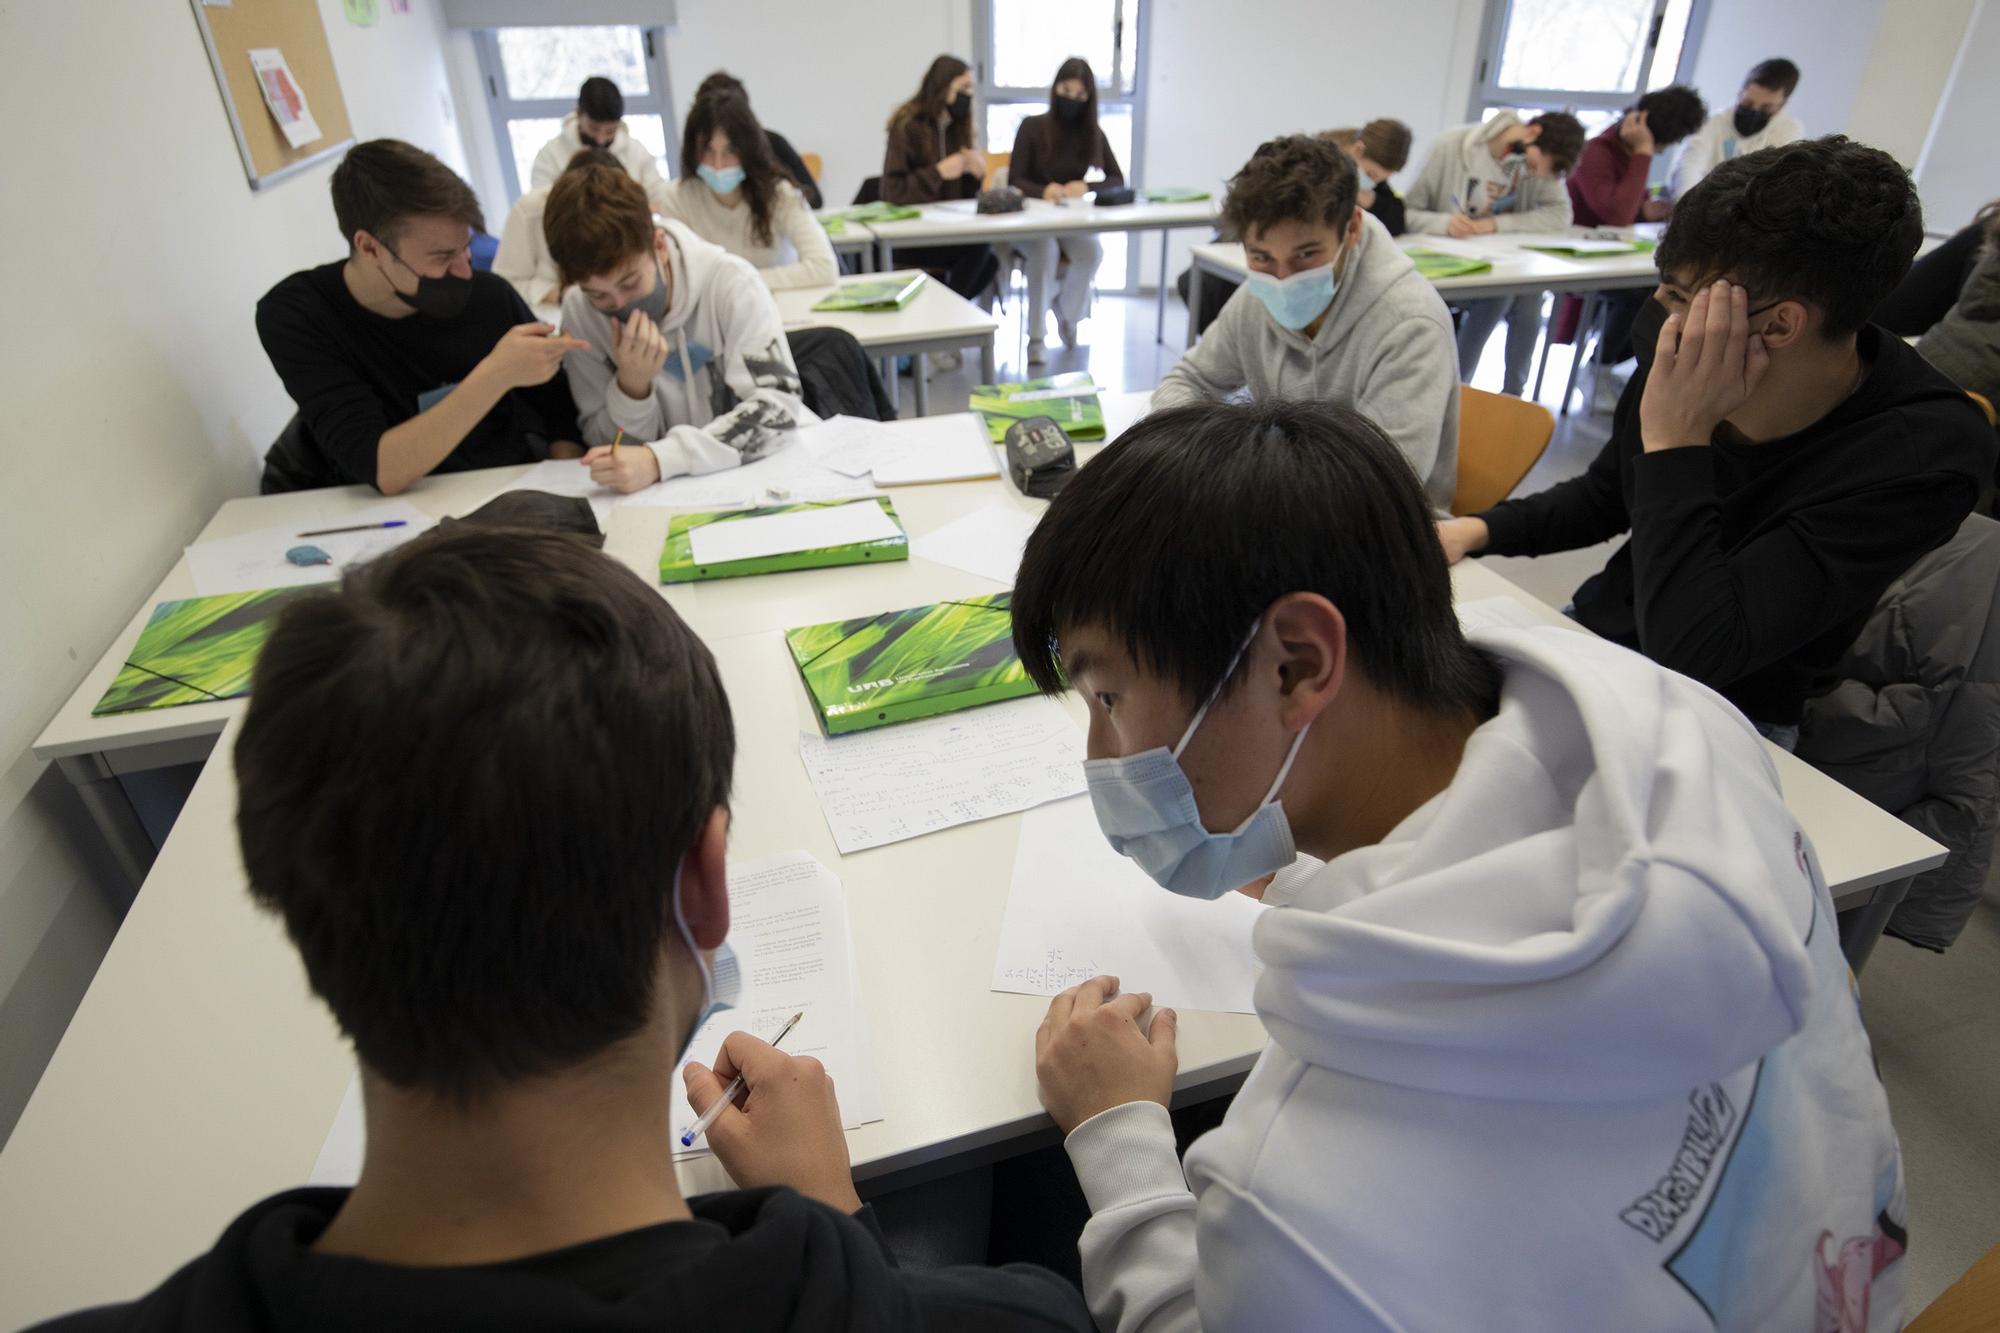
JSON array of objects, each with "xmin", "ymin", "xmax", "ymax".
[
  {"xmin": 1100, "ymin": 390, "xmax": 1151, "ymax": 442},
  {"xmin": 798, "ymin": 696, "xmax": 1086, "ymax": 853},
  {"xmin": 671, "ymin": 853, "xmax": 882, "ymax": 1157},
  {"xmin": 248, "ymin": 48, "xmax": 321, "ymax": 148},
  {"xmin": 992, "ymin": 795, "xmax": 1263, "ymax": 1014},
  {"xmin": 909, "ymin": 505, "xmax": 1040, "ymax": 586},
  {"xmin": 622, "ymin": 440, "xmax": 877, "ymax": 511},
  {"xmin": 867, "ymin": 414, "xmax": 1000, "ymax": 485},
  {"xmin": 185, "ymin": 501, "xmax": 433, "ymax": 596},
  {"xmin": 310, "ymin": 852, "xmax": 882, "ymax": 1181},
  {"xmin": 688, "ymin": 500, "xmax": 900, "ymax": 566}
]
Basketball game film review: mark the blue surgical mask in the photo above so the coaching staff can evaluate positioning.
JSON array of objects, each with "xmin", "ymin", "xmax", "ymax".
[
  {"xmin": 698, "ymin": 163, "xmax": 746, "ymax": 195},
  {"xmin": 1083, "ymin": 622, "xmax": 1310, "ymax": 900},
  {"xmin": 1244, "ymin": 260, "xmax": 1339, "ymax": 331},
  {"xmin": 671, "ymin": 867, "xmax": 741, "ymax": 1063}
]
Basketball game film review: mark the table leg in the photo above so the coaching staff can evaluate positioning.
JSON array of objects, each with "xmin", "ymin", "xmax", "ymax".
[
  {"xmin": 54, "ymin": 752, "xmax": 156, "ymax": 894},
  {"xmin": 1185, "ymin": 261, "xmax": 1204, "ymax": 351},
  {"xmin": 1155, "ymin": 227, "xmax": 1170, "ymax": 345},
  {"xmin": 980, "ymin": 335, "xmax": 996, "ymax": 384},
  {"xmin": 883, "ymin": 356, "xmax": 900, "ymax": 413},
  {"xmin": 914, "ymin": 351, "xmax": 930, "ymax": 417}
]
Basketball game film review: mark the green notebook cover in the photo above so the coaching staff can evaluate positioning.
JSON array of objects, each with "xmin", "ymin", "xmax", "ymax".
[
  {"xmin": 1405, "ymin": 248, "xmax": 1494, "ymax": 280},
  {"xmin": 1142, "ymin": 188, "xmax": 1212, "ymax": 203},
  {"xmin": 819, "ymin": 202, "xmax": 922, "ymax": 228},
  {"xmin": 93, "ymin": 587, "xmax": 321, "ymax": 716},
  {"xmin": 968, "ymin": 372, "xmax": 1105, "ymax": 443},
  {"xmin": 659, "ymin": 498, "xmax": 908, "ymax": 583},
  {"xmin": 1521, "ymin": 238, "xmax": 1657, "ymax": 257},
  {"xmin": 785, "ymin": 591, "xmax": 1036, "ymax": 735},
  {"xmin": 812, "ymin": 272, "xmax": 928, "ymax": 312}
]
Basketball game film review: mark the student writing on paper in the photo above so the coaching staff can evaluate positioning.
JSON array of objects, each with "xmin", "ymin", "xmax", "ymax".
[
  {"xmin": 1318, "ymin": 120, "xmax": 1413, "ymax": 237},
  {"xmin": 255, "ymin": 140, "xmax": 588, "ymax": 495},
  {"xmin": 692, "ymin": 71, "xmax": 824, "ymax": 210},
  {"xmin": 492, "ymin": 145, "xmax": 622, "ymax": 312},
  {"xmin": 544, "ymin": 164, "xmax": 809, "ymax": 495},
  {"xmin": 655, "ymin": 90, "xmax": 837, "ymax": 291},
  {"xmin": 1008, "ymin": 397, "xmax": 1908, "ymax": 1332},
  {"xmin": 1008, "ymin": 57, "xmax": 1123, "ymax": 365},
  {"xmin": 29, "ymin": 529, "xmax": 1092, "ymax": 1333},
  {"xmin": 1152, "ymin": 135, "xmax": 1459, "ymax": 512},
  {"xmin": 527, "ymin": 76, "xmax": 673, "ymax": 211},
  {"xmin": 1403, "ymin": 109, "xmax": 1584, "ymax": 398},
  {"xmin": 880, "ymin": 55, "xmax": 1000, "ymax": 304},
  {"xmin": 1439, "ymin": 138, "xmax": 1994, "ymax": 746}
]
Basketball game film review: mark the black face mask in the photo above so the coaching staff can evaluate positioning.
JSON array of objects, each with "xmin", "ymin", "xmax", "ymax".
[
  {"xmin": 383, "ymin": 248, "xmax": 473, "ymax": 320},
  {"xmin": 949, "ymin": 92, "xmax": 973, "ymax": 122},
  {"xmin": 1053, "ymin": 94, "xmax": 1088, "ymax": 126},
  {"xmin": 1733, "ymin": 104, "xmax": 1773, "ymax": 138},
  {"xmin": 1632, "ymin": 292, "xmax": 1668, "ymax": 372}
]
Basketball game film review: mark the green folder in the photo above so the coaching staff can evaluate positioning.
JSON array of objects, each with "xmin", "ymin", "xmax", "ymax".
[
  {"xmin": 1521, "ymin": 238, "xmax": 1657, "ymax": 257},
  {"xmin": 812, "ymin": 272, "xmax": 928, "ymax": 312},
  {"xmin": 819, "ymin": 202, "xmax": 922, "ymax": 228},
  {"xmin": 1142, "ymin": 188, "xmax": 1212, "ymax": 203},
  {"xmin": 969, "ymin": 372, "xmax": 1105, "ymax": 443},
  {"xmin": 785, "ymin": 591, "xmax": 1037, "ymax": 735},
  {"xmin": 94, "ymin": 586, "xmax": 322, "ymax": 716},
  {"xmin": 1405, "ymin": 248, "xmax": 1495, "ymax": 280},
  {"xmin": 659, "ymin": 498, "xmax": 908, "ymax": 583}
]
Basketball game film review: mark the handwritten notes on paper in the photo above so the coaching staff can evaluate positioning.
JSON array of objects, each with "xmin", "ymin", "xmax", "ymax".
[{"xmin": 798, "ymin": 696, "xmax": 1086, "ymax": 853}]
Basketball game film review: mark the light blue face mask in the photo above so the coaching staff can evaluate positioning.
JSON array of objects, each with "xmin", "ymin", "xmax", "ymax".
[
  {"xmin": 698, "ymin": 163, "xmax": 747, "ymax": 195},
  {"xmin": 1244, "ymin": 258, "xmax": 1340, "ymax": 331},
  {"xmin": 1083, "ymin": 622, "xmax": 1311, "ymax": 900},
  {"xmin": 671, "ymin": 866, "xmax": 741, "ymax": 1063}
]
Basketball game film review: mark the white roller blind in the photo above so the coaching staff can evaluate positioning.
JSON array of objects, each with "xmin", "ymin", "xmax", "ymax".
[{"xmin": 441, "ymin": 0, "xmax": 676, "ymax": 27}]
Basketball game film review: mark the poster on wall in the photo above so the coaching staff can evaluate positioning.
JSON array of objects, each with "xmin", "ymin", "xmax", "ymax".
[
  {"xmin": 344, "ymin": 0, "xmax": 381, "ymax": 24},
  {"xmin": 248, "ymin": 47, "xmax": 322, "ymax": 149}
]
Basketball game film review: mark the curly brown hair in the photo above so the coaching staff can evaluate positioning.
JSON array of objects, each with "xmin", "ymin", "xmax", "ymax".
[{"xmin": 1222, "ymin": 135, "xmax": 1359, "ymax": 241}]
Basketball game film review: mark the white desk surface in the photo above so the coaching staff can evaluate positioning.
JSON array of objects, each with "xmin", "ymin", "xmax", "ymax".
[
  {"xmin": 1191, "ymin": 229, "xmax": 1662, "ymax": 296},
  {"xmin": 774, "ymin": 270, "xmax": 999, "ymax": 349},
  {"xmin": 814, "ymin": 208, "xmax": 876, "ymax": 253},
  {"xmin": 867, "ymin": 196, "xmax": 1218, "ymax": 246},
  {"xmin": 0, "ymin": 402, "xmax": 1945, "ymax": 1326}
]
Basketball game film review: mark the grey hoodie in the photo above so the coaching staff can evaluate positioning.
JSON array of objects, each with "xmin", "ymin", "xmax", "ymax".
[
  {"xmin": 560, "ymin": 220, "xmax": 811, "ymax": 481},
  {"xmin": 1152, "ymin": 213, "xmax": 1459, "ymax": 511},
  {"xmin": 1916, "ymin": 246, "xmax": 2000, "ymax": 402},
  {"xmin": 1403, "ymin": 111, "xmax": 1574, "ymax": 236}
]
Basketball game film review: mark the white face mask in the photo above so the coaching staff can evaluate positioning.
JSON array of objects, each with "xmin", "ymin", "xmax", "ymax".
[
  {"xmin": 671, "ymin": 867, "xmax": 740, "ymax": 1062},
  {"xmin": 1081, "ymin": 621, "xmax": 1309, "ymax": 900}
]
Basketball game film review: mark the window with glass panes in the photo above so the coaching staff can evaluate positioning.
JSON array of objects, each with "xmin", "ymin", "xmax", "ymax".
[
  {"xmin": 1468, "ymin": 0, "xmax": 1708, "ymax": 132},
  {"xmin": 473, "ymin": 24, "xmax": 678, "ymax": 203}
]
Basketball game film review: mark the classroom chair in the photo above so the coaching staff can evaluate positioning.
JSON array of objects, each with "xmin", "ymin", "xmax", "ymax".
[
  {"xmin": 1907, "ymin": 1242, "xmax": 2000, "ymax": 1332},
  {"xmin": 1451, "ymin": 385, "xmax": 1555, "ymax": 516},
  {"xmin": 983, "ymin": 150, "xmax": 1011, "ymax": 191},
  {"xmin": 802, "ymin": 151, "xmax": 823, "ymax": 181}
]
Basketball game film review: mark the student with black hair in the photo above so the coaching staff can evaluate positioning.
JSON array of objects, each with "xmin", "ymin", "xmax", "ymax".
[
  {"xmin": 657, "ymin": 91, "xmax": 837, "ymax": 290},
  {"xmin": 529, "ymin": 76, "xmax": 673, "ymax": 210},
  {"xmin": 693, "ymin": 70, "xmax": 823, "ymax": 209},
  {"xmin": 1403, "ymin": 110, "xmax": 1586, "ymax": 396},
  {"xmin": 255, "ymin": 139, "xmax": 587, "ymax": 495},
  {"xmin": 1152, "ymin": 134, "xmax": 1458, "ymax": 511},
  {"xmin": 1665, "ymin": 58, "xmax": 1804, "ymax": 205},
  {"xmin": 1009, "ymin": 395, "xmax": 1907, "ymax": 1331},
  {"xmin": 880, "ymin": 55, "xmax": 999, "ymax": 304},
  {"xmin": 1009, "ymin": 57, "xmax": 1124, "ymax": 364},
  {"xmin": 29, "ymin": 528, "xmax": 1092, "ymax": 1332},
  {"xmin": 493, "ymin": 145, "xmax": 622, "ymax": 311},
  {"xmin": 1438, "ymin": 137, "xmax": 1994, "ymax": 744}
]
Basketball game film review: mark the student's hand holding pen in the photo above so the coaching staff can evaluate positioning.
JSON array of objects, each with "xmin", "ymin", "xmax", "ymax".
[
  {"xmin": 1446, "ymin": 213, "xmax": 1497, "ymax": 239},
  {"xmin": 684, "ymin": 1031, "xmax": 864, "ymax": 1213}
]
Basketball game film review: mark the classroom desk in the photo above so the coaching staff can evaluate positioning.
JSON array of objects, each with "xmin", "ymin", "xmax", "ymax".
[
  {"xmin": 866, "ymin": 196, "xmax": 1220, "ymax": 345},
  {"xmin": 774, "ymin": 270, "xmax": 1000, "ymax": 417},
  {"xmin": 815, "ymin": 209, "xmax": 877, "ymax": 273},
  {"xmin": 0, "ymin": 411, "xmax": 1946, "ymax": 1327},
  {"xmin": 1184, "ymin": 231, "xmax": 1665, "ymax": 350}
]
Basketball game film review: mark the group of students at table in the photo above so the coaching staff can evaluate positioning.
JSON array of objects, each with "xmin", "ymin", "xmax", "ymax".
[{"xmin": 59, "ymin": 47, "xmax": 1997, "ymax": 1333}]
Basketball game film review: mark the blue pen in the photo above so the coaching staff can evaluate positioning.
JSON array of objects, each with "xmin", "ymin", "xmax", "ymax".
[{"xmin": 297, "ymin": 520, "xmax": 409, "ymax": 538}]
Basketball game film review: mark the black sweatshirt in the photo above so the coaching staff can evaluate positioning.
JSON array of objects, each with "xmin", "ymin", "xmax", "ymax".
[
  {"xmin": 766, "ymin": 129, "xmax": 824, "ymax": 210},
  {"xmin": 1477, "ymin": 325, "xmax": 1993, "ymax": 725},
  {"xmin": 255, "ymin": 263, "xmax": 582, "ymax": 491},
  {"xmin": 30, "ymin": 1186, "xmax": 1092, "ymax": 1333},
  {"xmin": 1874, "ymin": 222, "xmax": 1985, "ymax": 336},
  {"xmin": 1368, "ymin": 180, "xmax": 1407, "ymax": 237}
]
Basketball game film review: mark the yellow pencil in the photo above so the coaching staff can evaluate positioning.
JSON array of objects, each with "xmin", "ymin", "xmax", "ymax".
[{"xmin": 611, "ymin": 428, "xmax": 624, "ymax": 459}]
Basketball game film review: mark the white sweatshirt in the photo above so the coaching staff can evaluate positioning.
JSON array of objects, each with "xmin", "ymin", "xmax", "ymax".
[
  {"xmin": 1671, "ymin": 110, "xmax": 1806, "ymax": 197},
  {"xmin": 529, "ymin": 112, "xmax": 673, "ymax": 211},
  {"xmin": 558, "ymin": 221, "xmax": 811, "ymax": 480},
  {"xmin": 655, "ymin": 177, "xmax": 837, "ymax": 291},
  {"xmin": 492, "ymin": 185, "xmax": 561, "ymax": 313},
  {"xmin": 1403, "ymin": 111, "xmax": 1574, "ymax": 236},
  {"xmin": 1065, "ymin": 623, "xmax": 1908, "ymax": 1332}
]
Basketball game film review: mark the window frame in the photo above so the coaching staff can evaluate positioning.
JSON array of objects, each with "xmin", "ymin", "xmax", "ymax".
[
  {"xmin": 473, "ymin": 23, "xmax": 679, "ymax": 204},
  {"xmin": 1466, "ymin": 0, "xmax": 1711, "ymax": 120}
]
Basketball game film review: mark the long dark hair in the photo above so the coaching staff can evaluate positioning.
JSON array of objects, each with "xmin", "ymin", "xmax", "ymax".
[
  {"xmin": 1047, "ymin": 56, "xmax": 1100, "ymax": 150},
  {"xmin": 890, "ymin": 55, "xmax": 973, "ymax": 152},
  {"xmin": 681, "ymin": 91, "xmax": 785, "ymax": 248}
]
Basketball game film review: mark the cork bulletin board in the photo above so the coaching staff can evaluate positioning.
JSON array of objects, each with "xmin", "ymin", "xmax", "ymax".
[{"xmin": 190, "ymin": 0, "xmax": 356, "ymax": 190}]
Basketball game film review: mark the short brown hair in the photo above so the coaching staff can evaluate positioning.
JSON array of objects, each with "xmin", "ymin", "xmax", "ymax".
[
  {"xmin": 1321, "ymin": 119, "xmax": 1412, "ymax": 173},
  {"xmin": 1529, "ymin": 112, "xmax": 1586, "ymax": 174},
  {"xmin": 1222, "ymin": 134, "xmax": 1359, "ymax": 241},
  {"xmin": 544, "ymin": 163, "xmax": 655, "ymax": 284},
  {"xmin": 236, "ymin": 527, "xmax": 734, "ymax": 1103},
  {"xmin": 330, "ymin": 138, "xmax": 483, "ymax": 250}
]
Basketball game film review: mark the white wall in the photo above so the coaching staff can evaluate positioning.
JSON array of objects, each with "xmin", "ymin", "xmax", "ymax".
[
  {"xmin": 1846, "ymin": 0, "xmax": 1979, "ymax": 167},
  {"xmin": 1915, "ymin": 0, "xmax": 2000, "ymax": 231},
  {"xmin": 0, "ymin": 0, "xmax": 467, "ymax": 1147},
  {"xmin": 1685, "ymin": 0, "xmax": 1887, "ymax": 138}
]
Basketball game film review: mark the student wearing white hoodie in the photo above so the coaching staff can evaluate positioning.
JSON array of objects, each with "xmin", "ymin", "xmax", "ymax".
[
  {"xmin": 529, "ymin": 77, "xmax": 673, "ymax": 212},
  {"xmin": 543, "ymin": 162, "xmax": 809, "ymax": 493},
  {"xmin": 1009, "ymin": 397, "xmax": 1909, "ymax": 1333},
  {"xmin": 1153, "ymin": 135, "xmax": 1459, "ymax": 513}
]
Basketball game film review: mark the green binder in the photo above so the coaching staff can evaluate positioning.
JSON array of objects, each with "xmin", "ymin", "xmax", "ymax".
[
  {"xmin": 659, "ymin": 498, "xmax": 908, "ymax": 584},
  {"xmin": 969, "ymin": 372, "xmax": 1105, "ymax": 443},
  {"xmin": 1142, "ymin": 188, "xmax": 1212, "ymax": 203},
  {"xmin": 819, "ymin": 202, "xmax": 922, "ymax": 228},
  {"xmin": 1521, "ymin": 238, "xmax": 1657, "ymax": 257},
  {"xmin": 94, "ymin": 586, "xmax": 323, "ymax": 716},
  {"xmin": 785, "ymin": 591, "xmax": 1038, "ymax": 735},
  {"xmin": 812, "ymin": 272, "xmax": 929, "ymax": 312},
  {"xmin": 1405, "ymin": 248, "xmax": 1495, "ymax": 280}
]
